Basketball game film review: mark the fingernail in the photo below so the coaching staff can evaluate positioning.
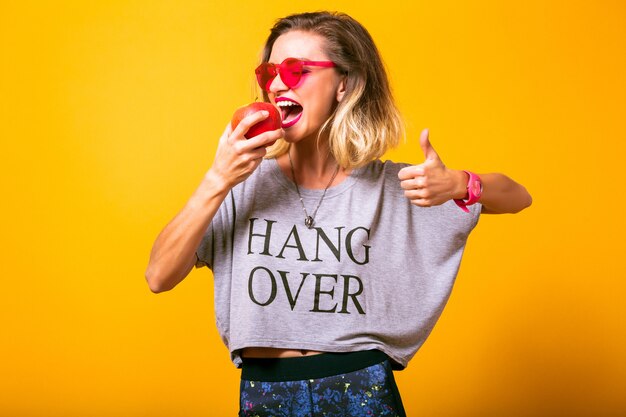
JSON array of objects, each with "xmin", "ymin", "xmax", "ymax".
[{"xmin": 261, "ymin": 111, "xmax": 269, "ymax": 116}]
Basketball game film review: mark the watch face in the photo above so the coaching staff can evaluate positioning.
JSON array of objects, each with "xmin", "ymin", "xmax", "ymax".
[{"xmin": 470, "ymin": 179, "xmax": 483, "ymax": 198}]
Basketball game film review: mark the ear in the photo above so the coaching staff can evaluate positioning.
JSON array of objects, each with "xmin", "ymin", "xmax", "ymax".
[{"xmin": 336, "ymin": 76, "xmax": 347, "ymax": 102}]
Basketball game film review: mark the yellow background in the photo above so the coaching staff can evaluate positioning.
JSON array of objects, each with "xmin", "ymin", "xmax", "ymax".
[{"xmin": 1, "ymin": 0, "xmax": 624, "ymax": 416}]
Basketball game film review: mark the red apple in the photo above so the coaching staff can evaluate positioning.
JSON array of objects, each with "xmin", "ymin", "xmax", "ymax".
[{"xmin": 231, "ymin": 102, "xmax": 281, "ymax": 142}]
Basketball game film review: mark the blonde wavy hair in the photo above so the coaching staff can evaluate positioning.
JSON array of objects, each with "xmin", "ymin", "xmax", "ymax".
[{"xmin": 260, "ymin": 11, "xmax": 405, "ymax": 169}]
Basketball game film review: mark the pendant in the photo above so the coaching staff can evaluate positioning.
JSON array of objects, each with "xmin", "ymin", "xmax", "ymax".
[{"xmin": 305, "ymin": 216, "xmax": 314, "ymax": 229}]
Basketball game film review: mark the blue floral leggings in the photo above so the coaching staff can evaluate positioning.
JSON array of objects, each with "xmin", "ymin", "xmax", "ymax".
[{"xmin": 239, "ymin": 350, "xmax": 406, "ymax": 417}]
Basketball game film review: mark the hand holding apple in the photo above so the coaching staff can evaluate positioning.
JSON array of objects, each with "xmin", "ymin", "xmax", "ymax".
[
  {"xmin": 231, "ymin": 102, "xmax": 281, "ymax": 144},
  {"xmin": 208, "ymin": 105, "xmax": 282, "ymax": 190}
]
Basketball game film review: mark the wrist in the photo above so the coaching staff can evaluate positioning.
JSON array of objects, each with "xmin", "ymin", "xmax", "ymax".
[
  {"xmin": 204, "ymin": 168, "xmax": 232, "ymax": 194},
  {"xmin": 453, "ymin": 170, "xmax": 470, "ymax": 200},
  {"xmin": 194, "ymin": 169, "xmax": 231, "ymax": 205},
  {"xmin": 453, "ymin": 170, "xmax": 483, "ymax": 212}
]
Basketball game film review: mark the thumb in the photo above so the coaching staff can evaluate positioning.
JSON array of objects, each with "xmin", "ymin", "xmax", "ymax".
[{"xmin": 420, "ymin": 128, "xmax": 440, "ymax": 161}]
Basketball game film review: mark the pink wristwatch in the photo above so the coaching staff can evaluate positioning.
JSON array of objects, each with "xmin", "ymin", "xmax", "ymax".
[{"xmin": 454, "ymin": 171, "xmax": 482, "ymax": 213}]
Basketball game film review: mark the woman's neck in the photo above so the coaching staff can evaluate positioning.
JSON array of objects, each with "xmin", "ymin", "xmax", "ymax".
[
  {"xmin": 278, "ymin": 141, "xmax": 348, "ymax": 189},
  {"xmin": 291, "ymin": 141, "xmax": 334, "ymax": 175}
]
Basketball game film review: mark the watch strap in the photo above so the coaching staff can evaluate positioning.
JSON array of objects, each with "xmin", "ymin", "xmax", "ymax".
[{"xmin": 454, "ymin": 171, "xmax": 482, "ymax": 212}]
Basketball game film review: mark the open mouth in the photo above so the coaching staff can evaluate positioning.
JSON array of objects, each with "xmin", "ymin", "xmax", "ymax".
[{"xmin": 276, "ymin": 98, "xmax": 303, "ymax": 128}]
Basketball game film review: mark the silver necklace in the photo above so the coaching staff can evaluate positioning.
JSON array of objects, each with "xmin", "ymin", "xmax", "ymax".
[{"xmin": 288, "ymin": 149, "xmax": 340, "ymax": 229}]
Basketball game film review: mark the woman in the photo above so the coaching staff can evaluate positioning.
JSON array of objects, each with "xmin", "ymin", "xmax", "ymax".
[{"xmin": 146, "ymin": 11, "xmax": 531, "ymax": 416}]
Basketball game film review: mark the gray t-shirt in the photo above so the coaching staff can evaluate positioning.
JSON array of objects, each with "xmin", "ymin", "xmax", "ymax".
[{"xmin": 196, "ymin": 158, "xmax": 480, "ymax": 368}]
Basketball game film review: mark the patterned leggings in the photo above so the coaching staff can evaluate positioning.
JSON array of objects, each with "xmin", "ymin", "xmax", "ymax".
[{"xmin": 239, "ymin": 350, "xmax": 406, "ymax": 417}]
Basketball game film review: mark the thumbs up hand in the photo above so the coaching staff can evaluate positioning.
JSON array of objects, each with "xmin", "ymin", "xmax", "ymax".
[{"xmin": 398, "ymin": 129, "xmax": 468, "ymax": 207}]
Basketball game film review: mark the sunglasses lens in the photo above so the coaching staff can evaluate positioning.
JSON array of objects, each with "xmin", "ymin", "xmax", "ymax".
[
  {"xmin": 281, "ymin": 58, "xmax": 303, "ymax": 88},
  {"xmin": 255, "ymin": 59, "xmax": 306, "ymax": 91},
  {"xmin": 255, "ymin": 63, "xmax": 275, "ymax": 91}
]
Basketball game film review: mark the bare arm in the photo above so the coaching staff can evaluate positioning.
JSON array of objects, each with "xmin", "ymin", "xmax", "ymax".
[
  {"xmin": 398, "ymin": 129, "xmax": 532, "ymax": 214},
  {"xmin": 145, "ymin": 172, "xmax": 230, "ymax": 293},
  {"xmin": 145, "ymin": 111, "xmax": 283, "ymax": 293},
  {"xmin": 478, "ymin": 173, "xmax": 532, "ymax": 214}
]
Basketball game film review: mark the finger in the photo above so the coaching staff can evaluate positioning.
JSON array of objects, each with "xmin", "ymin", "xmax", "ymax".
[
  {"xmin": 404, "ymin": 187, "xmax": 431, "ymax": 199},
  {"xmin": 399, "ymin": 179, "xmax": 413, "ymax": 190},
  {"xmin": 232, "ymin": 144, "xmax": 268, "ymax": 168},
  {"xmin": 420, "ymin": 128, "xmax": 441, "ymax": 162},
  {"xmin": 404, "ymin": 189, "xmax": 419, "ymax": 200},
  {"xmin": 410, "ymin": 198, "xmax": 432, "ymax": 207},
  {"xmin": 248, "ymin": 144, "xmax": 268, "ymax": 161},
  {"xmin": 404, "ymin": 189, "xmax": 436, "ymax": 207},
  {"xmin": 399, "ymin": 177, "xmax": 425, "ymax": 190},
  {"xmin": 220, "ymin": 121, "xmax": 234, "ymax": 143},
  {"xmin": 231, "ymin": 110, "xmax": 272, "ymax": 139},
  {"xmin": 242, "ymin": 127, "xmax": 283, "ymax": 150},
  {"xmin": 398, "ymin": 165, "xmax": 425, "ymax": 181},
  {"xmin": 404, "ymin": 190, "xmax": 431, "ymax": 205}
]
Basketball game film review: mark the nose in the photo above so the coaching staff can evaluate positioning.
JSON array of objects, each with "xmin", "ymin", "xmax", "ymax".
[{"xmin": 268, "ymin": 71, "xmax": 289, "ymax": 94}]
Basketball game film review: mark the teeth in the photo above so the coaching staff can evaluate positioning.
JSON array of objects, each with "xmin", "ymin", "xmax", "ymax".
[{"xmin": 277, "ymin": 101, "xmax": 299, "ymax": 107}]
